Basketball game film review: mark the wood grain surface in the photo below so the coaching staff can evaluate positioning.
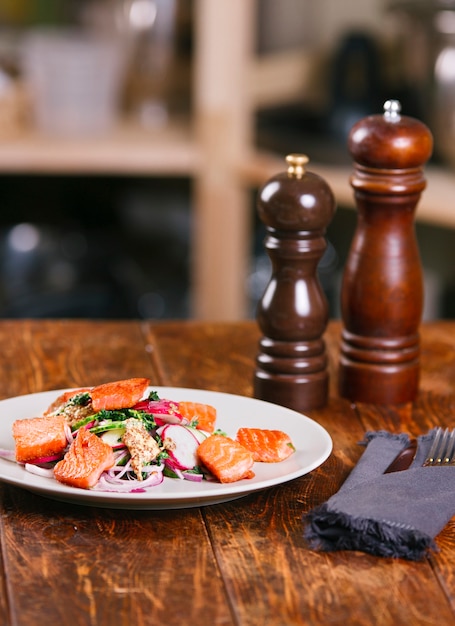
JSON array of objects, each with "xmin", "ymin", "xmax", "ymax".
[{"xmin": 0, "ymin": 319, "xmax": 453, "ymax": 625}]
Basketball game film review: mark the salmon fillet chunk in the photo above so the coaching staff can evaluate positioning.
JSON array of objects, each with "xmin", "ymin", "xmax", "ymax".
[
  {"xmin": 54, "ymin": 428, "xmax": 115, "ymax": 489},
  {"xmin": 91, "ymin": 377, "xmax": 149, "ymax": 411},
  {"xmin": 197, "ymin": 434, "xmax": 255, "ymax": 483},
  {"xmin": 178, "ymin": 401, "xmax": 217, "ymax": 433},
  {"xmin": 13, "ymin": 414, "xmax": 68, "ymax": 463},
  {"xmin": 236, "ymin": 428, "xmax": 296, "ymax": 462}
]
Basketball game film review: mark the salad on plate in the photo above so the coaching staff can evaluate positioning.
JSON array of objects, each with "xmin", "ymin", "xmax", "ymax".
[{"xmin": 4, "ymin": 377, "xmax": 296, "ymax": 494}]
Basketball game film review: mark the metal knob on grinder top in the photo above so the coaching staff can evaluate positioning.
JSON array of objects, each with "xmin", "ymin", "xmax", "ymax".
[
  {"xmin": 254, "ymin": 154, "xmax": 336, "ymax": 412},
  {"xmin": 339, "ymin": 100, "xmax": 433, "ymax": 404}
]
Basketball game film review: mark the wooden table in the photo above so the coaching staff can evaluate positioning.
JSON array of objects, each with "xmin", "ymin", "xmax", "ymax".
[{"xmin": 0, "ymin": 318, "xmax": 455, "ymax": 625}]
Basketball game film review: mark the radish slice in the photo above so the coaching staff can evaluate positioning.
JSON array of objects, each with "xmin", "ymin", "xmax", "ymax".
[
  {"xmin": 184, "ymin": 426, "xmax": 210, "ymax": 444},
  {"xmin": 160, "ymin": 424, "xmax": 201, "ymax": 470},
  {"xmin": 133, "ymin": 399, "xmax": 187, "ymax": 425}
]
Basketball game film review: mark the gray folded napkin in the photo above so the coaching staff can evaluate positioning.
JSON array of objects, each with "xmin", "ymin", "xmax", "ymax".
[{"xmin": 304, "ymin": 429, "xmax": 455, "ymax": 560}]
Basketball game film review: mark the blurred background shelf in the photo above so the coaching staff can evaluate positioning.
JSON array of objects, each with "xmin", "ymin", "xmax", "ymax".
[
  {"xmin": 2, "ymin": 122, "xmax": 454, "ymax": 229},
  {"xmin": 0, "ymin": 118, "xmax": 201, "ymax": 174},
  {"xmin": 0, "ymin": 0, "xmax": 454, "ymax": 322}
]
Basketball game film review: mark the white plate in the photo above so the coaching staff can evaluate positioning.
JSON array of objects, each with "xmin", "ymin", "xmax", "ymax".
[{"xmin": 0, "ymin": 387, "xmax": 332, "ymax": 510}]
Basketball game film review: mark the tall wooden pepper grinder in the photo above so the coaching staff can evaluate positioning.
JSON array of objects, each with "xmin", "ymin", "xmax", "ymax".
[
  {"xmin": 339, "ymin": 100, "xmax": 433, "ymax": 404},
  {"xmin": 254, "ymin": 154, "xmax": 336, "ymax": 412}
]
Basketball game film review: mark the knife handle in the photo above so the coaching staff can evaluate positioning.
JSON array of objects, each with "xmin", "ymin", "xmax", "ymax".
[{"xmin": 384, "ymin": 439, "xmax": 417, "ymax": 474}]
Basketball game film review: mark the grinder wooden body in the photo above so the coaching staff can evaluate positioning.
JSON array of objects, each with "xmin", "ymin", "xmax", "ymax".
[
  {"xmin": 254, "ymin": 154, "xmax": 335, "ymax": 412},
  {"xmin": 339, "ymin": 100, "xmax": 433, "ymax": 404}
]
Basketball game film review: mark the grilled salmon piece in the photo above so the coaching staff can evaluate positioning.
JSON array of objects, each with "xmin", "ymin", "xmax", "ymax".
[
  {"xmin": 197, "ymin": 434, "xmax": 255, "ymax": 483},
  {"xmin": 13, "ymin": 414, "xmax": 68, "ymax": 463},
  {"xmin": 178, "ymin": 401, "xmax": 217, "ymax": 433},
  {"xmin": 236, "ymin": 428, "xmax": 295, "ymax": 462},
  {"xmin": 91, "ymin": 377, "xmax": 149, "ymax": 411},
  {"xmin": 54, "ymin": 428, "xmax": 115, "ymax": 489}
]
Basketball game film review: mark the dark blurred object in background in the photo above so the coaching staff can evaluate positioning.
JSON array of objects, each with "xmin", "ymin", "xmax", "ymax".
[
  {"xmin": 388, "ymin": 0, "xmax": 455, "ymax": 166},
  {"xmin": 256, "ymin": 31, "xmax": 386, "ymax": 165},
  {"xmin": 0, "ymin": 175, "xmax": 191, "ymax": 319}
]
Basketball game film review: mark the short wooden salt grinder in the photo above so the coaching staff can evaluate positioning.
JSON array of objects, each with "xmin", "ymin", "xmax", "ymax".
[
  {"xmin": 339, "ymin": 100, "xmax": 433, "ymax": 404},
  {"xmin": 254, "ymin": 154, "xmax": 336, "ymax": 411}
]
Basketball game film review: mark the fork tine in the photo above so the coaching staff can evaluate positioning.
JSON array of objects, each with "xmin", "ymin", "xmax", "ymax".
[
  {"xmin": 423, "ymin": 427, "xmax": 444, "ymax": 466},
  {"xmin": 435, "ymin": 428, "xmax": 451, "ymax": 465},
  {"xmin": 445, "ymin": 429, "xmax": 455, "ymax": 465}
]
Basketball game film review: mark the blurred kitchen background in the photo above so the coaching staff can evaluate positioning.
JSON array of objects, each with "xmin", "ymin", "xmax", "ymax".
[{"xmin": 0, "ymin": 0, "xmax": 454, "ymax": 320}]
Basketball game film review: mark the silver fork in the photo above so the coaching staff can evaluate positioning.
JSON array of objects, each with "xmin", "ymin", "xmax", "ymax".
[{"xmin": 423, "ymin": 427, "xmax": 455, "ymax": 466}]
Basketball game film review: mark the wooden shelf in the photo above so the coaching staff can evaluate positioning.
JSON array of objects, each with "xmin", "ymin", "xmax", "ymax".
[
  {"xmin": 3, "ymin": 124, "xmax": 452, "ymax": 233},
  {"xmin": 0, "ymin": 117, "xmax": 201, "ymax": 175}
]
